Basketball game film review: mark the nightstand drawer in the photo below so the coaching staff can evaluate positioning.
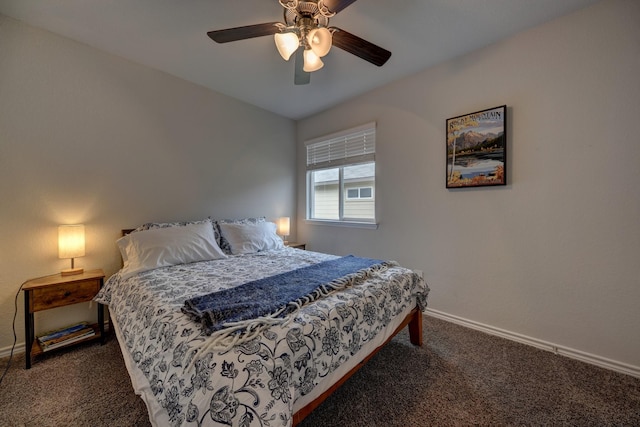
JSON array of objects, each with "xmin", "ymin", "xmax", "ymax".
[{"xmin": 30, "ymin": 279, "xmax": 100, "ymax": 312}]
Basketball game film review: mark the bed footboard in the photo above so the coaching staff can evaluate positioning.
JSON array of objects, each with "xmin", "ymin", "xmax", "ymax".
[{"xmin": 292, "ymin": 306, "xmax": 423, "ymax": 426}]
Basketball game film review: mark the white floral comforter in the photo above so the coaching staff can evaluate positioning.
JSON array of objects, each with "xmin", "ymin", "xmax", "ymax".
[{"xmin": 94, "ymin": 247, "xmax": 429, "ymax": 427}]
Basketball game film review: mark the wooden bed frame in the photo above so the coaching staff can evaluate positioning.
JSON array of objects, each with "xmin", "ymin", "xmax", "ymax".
[{"xmin": 119, "ymin": 229, "xmax": 423, "ymax": 426}]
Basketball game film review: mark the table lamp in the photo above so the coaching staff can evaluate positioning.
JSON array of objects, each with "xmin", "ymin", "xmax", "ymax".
[
  {"xmin": 278, "ymin": 217, "xmax": 290, "ymax": 244},
  {"xmin": 59, "ymin": 224, "xmax": 85, "ymax": 276}
]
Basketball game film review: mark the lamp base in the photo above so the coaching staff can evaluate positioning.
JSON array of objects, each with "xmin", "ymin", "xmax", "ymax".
[{"xmin": 61, "ymin": 267, "xmax": 84, "ymax": 276}]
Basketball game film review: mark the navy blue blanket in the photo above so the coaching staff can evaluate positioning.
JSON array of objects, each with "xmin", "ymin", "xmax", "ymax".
[{"xmin": 182, "ymin": 255, "xmax": 385, "ymax": 336}]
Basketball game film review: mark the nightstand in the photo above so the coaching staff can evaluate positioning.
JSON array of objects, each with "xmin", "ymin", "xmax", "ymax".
[
  {"xmin": 286, "ymin": 242, "xmax": 306, "ymax": 250},
  {"xmin": 23, "ymin": 269, "xmax": 105, "ymax": 369}
]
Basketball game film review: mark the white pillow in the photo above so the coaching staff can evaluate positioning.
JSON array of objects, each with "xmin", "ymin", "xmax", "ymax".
[
  {"xmin": 117, "ymin": 221, "xmax": 226, "ymax": 280},
  {"xmin": 218, "ymin": 221, "xmax": 285, "ymax": 255}
]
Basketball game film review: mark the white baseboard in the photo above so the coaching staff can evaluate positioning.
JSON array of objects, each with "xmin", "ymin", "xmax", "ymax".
[
  {"xmin": 0, "ymin": 342, "xmax": 25, "ymax": 360},
  {"xmin": 425, "ymin": 308, "xmax": 640, "ymax": 379},
  {"xmin": 4, "ymin": 313, "xmax": 638, "ymax": 379}
]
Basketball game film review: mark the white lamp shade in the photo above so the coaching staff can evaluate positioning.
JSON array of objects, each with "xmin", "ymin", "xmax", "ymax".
[
  {"xmin": 307, "ymin": 27, "xmax": 332, "ymax": 57},
  {"xmin": 278, "ymin": 217, "xmax": 291, "ymax": 237},
  {"xmin": 303, "ymin": 49, "xmax": 324, "ymax": 72},
  {"xmin": 58, "ymin": 224, "xmax": 85, "ymax": 259},
  {"xmin": 274, "ymin": 32, "xmax": 299, "ymax": 61}
]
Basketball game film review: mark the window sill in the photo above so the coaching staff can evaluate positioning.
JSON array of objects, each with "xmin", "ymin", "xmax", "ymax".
[{"xmin": 304, "ymin": 219, "xmax": 379, "ymax": 229}]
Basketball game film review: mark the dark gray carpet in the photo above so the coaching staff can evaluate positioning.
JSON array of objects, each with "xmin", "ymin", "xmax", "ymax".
[{"xmin": 1, "ymin": 316, "xmax": 638, "ymax": 426}]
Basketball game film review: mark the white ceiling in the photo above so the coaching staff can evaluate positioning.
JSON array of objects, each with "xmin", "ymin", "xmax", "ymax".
[{"xmin": 0, "ymin": 0, "xmax": 599, "ymax": 120}]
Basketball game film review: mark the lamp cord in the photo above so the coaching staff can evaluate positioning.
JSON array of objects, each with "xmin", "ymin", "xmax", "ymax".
[{"xmin": 0, "ymin": 273, "xmax": 59, "ymax": 387}]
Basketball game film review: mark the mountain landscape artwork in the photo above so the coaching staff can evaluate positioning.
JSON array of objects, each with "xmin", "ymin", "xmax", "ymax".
[{"xmin": 446, "ymin": 105, "xmax": 507, "ymax": 188}]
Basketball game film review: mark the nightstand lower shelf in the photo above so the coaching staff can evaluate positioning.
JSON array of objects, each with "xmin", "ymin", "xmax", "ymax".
[{"xmin": 30, "ymin": 323, "xmax": 104, "ymax": 357}]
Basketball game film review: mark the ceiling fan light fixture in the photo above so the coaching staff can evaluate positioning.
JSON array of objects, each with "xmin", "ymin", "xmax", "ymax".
[
  {"xmin": 307, "ymin": 27, "xmax": 332, "ymax": 57},
  {"xmin": 303, "ymin": 49, "xmax": 324, "ymax": 72},
  {"xmin": 274, "ymin": 32, "xmax": 299, "ymax": 61},
  {"xmin": 209, "ymin": 0, "xmax": 390, "ymax": 84}
]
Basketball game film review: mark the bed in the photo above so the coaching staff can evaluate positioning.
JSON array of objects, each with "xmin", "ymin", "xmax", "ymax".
[{"xmin": 94, "ymin": 218, "xmax": 429, "ymax": 427}]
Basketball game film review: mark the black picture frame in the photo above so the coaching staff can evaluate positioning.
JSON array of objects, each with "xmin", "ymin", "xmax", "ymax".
[{"xmin": 446, "ymin": 105, "xmax": 507, "ymax": 188}]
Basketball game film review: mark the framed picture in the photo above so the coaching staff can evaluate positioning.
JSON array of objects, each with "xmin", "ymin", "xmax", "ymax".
[{"xmin": 446, "ymin": 105, "xmax": 507, "ymax": 188}]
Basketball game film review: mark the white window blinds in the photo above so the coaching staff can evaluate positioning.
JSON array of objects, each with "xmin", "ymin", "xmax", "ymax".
[{"xmin": 306, "ymin": 122, "xmax": 376, "ymax": 171}]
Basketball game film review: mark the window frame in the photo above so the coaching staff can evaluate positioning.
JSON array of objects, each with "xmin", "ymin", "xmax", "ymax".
[{"xmin": 305, "ymin": 122, "xmax": 378, "ymax": 228}]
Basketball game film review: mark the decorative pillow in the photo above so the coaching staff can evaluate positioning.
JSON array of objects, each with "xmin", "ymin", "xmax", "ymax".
[
  {"xmin": 131, "ymin": 218, "xmax": 221, "ymax": 249},
  {"xmin": 214, "ymin": 217, "xmax": 266, "ymax": 254},
  {"xmin": 218, "ymin": 221, "xmax": 284, "ymax": 255},
  {"xmin": 118, "ymin": 221, "xmax": 226, "ymax": 280}
]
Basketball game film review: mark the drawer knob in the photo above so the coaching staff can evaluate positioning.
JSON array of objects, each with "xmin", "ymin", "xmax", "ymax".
[{"xmin": 64, "ymin": 291, "xmax": 72, "ymax": 297}]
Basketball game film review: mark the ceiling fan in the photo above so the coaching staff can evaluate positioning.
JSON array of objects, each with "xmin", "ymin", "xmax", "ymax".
[{"xmin": 207, "ymin": 0, "xmax": 392, "ymax": 85}]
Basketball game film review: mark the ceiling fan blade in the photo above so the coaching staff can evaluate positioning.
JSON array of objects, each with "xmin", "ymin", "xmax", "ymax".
[
  {"xmin": 320, "ymin": 0, "xmax": 358, "ymax": 15},
  {"xmin": 294, "ymin": 48, "xmax": 310, "ymax": 85},
  {"xmin": 330, "ymin": 27, "xmax": 391, "ymax": 67},
  {"xmin": 207, "ymin": 22, "xmax": 281, "ymax": 43}
]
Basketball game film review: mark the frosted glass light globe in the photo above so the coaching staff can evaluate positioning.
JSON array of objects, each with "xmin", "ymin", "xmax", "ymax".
[
  {"xmin": 274, "ymin": 32, "xmax": 299, "ymax": 61},
  {"xmin": 307, "ymin": 27, "xmax": 332, "ymax": 57},
  {"xmin": 303, "ymin": 49, "xmax": 324, "ymax": 72}
]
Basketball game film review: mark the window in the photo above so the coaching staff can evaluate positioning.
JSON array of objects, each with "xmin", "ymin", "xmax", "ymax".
[
  {"xmin": 346, "ymin": 186, "xmax": 374, "ymax": 200},
  {"xmin": 306, "ymin": 122, "xmax": 376, "ymax": 224}
]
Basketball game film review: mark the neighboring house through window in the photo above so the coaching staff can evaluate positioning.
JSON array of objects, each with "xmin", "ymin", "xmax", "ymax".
[{"xmin": 306, "ymin": 122, "xmax": 376, "ymax": 225}]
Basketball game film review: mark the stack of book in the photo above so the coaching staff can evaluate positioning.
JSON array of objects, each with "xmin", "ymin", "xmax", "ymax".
[{"xmin": 37, "ymin": 322, "xmax": 95, "ymax": 352}]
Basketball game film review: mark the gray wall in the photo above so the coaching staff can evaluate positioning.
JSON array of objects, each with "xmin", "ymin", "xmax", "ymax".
[
  {"xmin": 0, "ymin": 15, "xmax": 296, "ymax": 347},
  {"xmin": 2, "ymin": 0, "xmax": 638, "ymax": 375},
  {"xmin": 297, "ymin": 0, "xmax": 640, "ymax": 372}
]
